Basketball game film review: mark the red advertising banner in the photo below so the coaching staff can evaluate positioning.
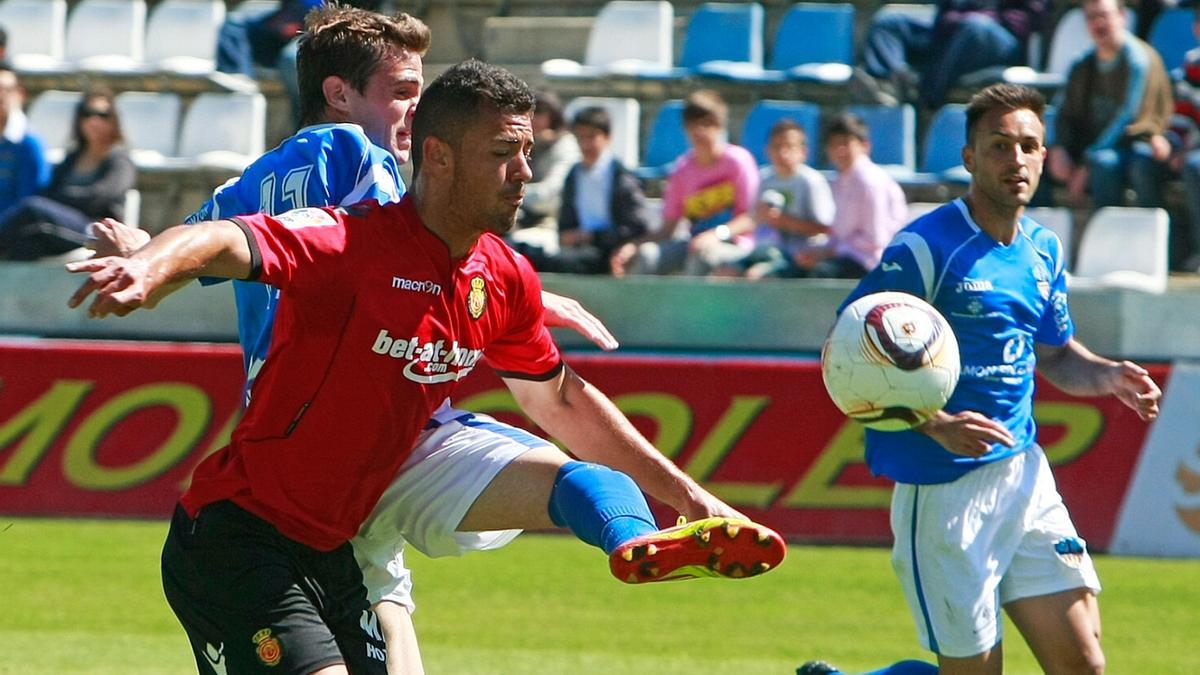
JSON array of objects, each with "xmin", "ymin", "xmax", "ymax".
[{"xmin": 0, "ymin": 340, "xmax": 1165, "ymax": 549}]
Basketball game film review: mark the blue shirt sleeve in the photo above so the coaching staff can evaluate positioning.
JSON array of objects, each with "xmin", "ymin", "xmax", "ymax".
[{"xmin": 839, "ymin": 232, "xmax": 931, "ymax": 314}]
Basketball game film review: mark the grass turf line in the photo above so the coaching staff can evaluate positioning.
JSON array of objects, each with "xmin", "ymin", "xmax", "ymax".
[{"xmin": 0, "ymin": 518, "xmax": 1197, "ymax": 674}]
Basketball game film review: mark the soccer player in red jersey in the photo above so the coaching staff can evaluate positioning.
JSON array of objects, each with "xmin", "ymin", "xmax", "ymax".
[{"xmin": 68, "ymin": 60, "xmax": 786, "ymax": 674}]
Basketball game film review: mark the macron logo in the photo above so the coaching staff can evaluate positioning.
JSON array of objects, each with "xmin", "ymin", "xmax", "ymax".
[{"xmin": 392, "ymin": 276, "xmax": 442, "ymax": 295}]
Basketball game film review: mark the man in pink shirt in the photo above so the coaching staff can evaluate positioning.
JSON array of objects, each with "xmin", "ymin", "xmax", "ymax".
[
  {"xmin": 793, "ymin": 112, "xmax": 907, "ymax": 278},
  {"xmin": 611, "ymin": 90, "xmax": 760, "ymax": 276}
]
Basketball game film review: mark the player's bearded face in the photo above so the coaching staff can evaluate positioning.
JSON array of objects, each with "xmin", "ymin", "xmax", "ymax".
[
  {"xmin": 967, "ymin": 108, "xmax": 1045, "ymax": 207},
  {"xmin": 453, "ymin": 111, "xmax": 535, "ymax": 235}
]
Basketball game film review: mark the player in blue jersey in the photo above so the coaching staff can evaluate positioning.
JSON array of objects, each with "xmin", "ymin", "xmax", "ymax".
[{"xmin": 835, "ymin": 83, "xmax": 1161, "ymax": 674}]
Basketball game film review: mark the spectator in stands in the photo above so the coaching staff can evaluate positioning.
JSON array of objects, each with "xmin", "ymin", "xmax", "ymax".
[
  {"xmin": 0, "ymin": 24, "xmax": 8, "ymax": 61},
  {"xmin": 725, "ymin": 119, "xmax": 836, "ymax": 279},
  {"xmin": 524, "ymin": 106, "xmax": 649, "ymax": 274},
  {"xmin": 217, "ymin": 0, "xmax": 321, "ymax": 78},
  {"xmin": 515, "ymin": 89, "xmax": 580, "ymax": 233},
  {"xmin": 859, "ymin": 0, "xmax": 1049, "ymax": 108},
  {"xmin": 611, "ymin": 90, "xmax": 760, "ymax": 277},
  {"xmin": 0, "ymin": 88, "xmax": 135, "ymax": 260},
  {"xmin": 0, "ymin": 62, "xmax": 49, "ymax": 213},
  {"xmin": 791, "ymin": 113, "xmax": 906, "ymax": 279},
  {"xmin": 1167, "ymin": 3, "xmax": 1200, "ymax": 271},
  {"xmin": 1047, "ymin": 0, "xmax": 1173, "ymax": 209}
]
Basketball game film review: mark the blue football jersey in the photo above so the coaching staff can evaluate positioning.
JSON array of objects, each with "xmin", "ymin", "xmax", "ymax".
[
  {"xmin": 190, "ymin": 123, "xmax": 404, "ymax": 400},
  {"xmin": 839, "ymin": 199, "xmax": 1074, "ymax": 484}
]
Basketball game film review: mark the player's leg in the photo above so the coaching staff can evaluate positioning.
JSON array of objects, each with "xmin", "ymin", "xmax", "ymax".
[
  {"xmin": 998, "ymin": 446, "xmax": 1104, "ymax": 674},
  {"xmin": 161, "ymin": 501, "xmax": 373, "ymax": 674},
  {"xmin": 889, "ymin": 454, "xmax": 1039, "ymax": 673},
  {"xmin": 1005, "ymin": 589, "xmax": 1103, "ymax": 674}
]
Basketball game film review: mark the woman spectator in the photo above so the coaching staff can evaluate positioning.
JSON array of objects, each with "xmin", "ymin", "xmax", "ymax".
[{"xmin": 0, "ymin": 88, "xmax": 136, "ymax": 260}]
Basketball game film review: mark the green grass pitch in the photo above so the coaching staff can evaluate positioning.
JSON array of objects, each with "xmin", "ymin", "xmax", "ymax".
[{"xmin": 0, "ymin": 517, "xmax": 1197, "ymax": 674}]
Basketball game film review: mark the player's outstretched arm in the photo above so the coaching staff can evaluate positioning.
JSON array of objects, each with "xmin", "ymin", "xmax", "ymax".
[
  {"xmin": 540, "ymin": 291, "xmax": 619, "ymax": 351},
  {"xmin": 504, "ymin": 366, "xmax": 744, "ymax": 522},
  {"xmin": 66, "ymin": 220, "xmax": 253, "ymax": 318},
  {"xmin": 1035, "ymin": 339, "xmax": 1162, "ymax": 421}
]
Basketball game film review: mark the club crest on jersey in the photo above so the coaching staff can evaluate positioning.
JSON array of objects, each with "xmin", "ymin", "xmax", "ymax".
[
  {"xmin": 252, "ymin": 628, "xmax": 282, "ymax": 667},
  {"xmin": 1034, "ymin": 265, "xmax": 1051, "ymax": 300},
  {"xmin": 467, "ymin": 276, "xmax": 486, "ymax": 320}
]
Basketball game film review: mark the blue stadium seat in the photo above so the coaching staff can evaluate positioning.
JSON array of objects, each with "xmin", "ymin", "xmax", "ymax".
[
  {"xmin": 1149, "ymin": 7, "xmax": 1194, "ymax": 74},
  {"xmin": 699, "ymin": 3, "xmax": 853, "ymax": 86},
  {"xmin": 847, "ymin": 103, "xmax": 917, "ymax": 175},
  {"xmin": 628, "ymin": 3, "xmax": 763, "ymax": 80},
  {"xmin": 918, "ymin": 104, "xmax": 969, "ymax": 182},
  {"xmin": 636, "ymin": 100, "xmax": 688, "ymax": 179},
  {"xmin": 740, "ymin": 100, "xmax": 821, "ymax": 166}
]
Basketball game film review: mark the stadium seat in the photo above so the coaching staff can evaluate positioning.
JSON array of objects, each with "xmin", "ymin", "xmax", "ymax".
[
  {"xmin": 228, "ymin": 0, "xmax": 279, "ymax": 21},
  {"xmin": 636, "ymin": 100, "xmax": 687, "ymax": 180},
  {"xmin": 541, "ymin": 1, "xmax": 673, "ymax": 80},
  {"xmin": 175, "ymin": 91, "xmax": 266, "ymax": 171},
  {"xmin": 847, "ymin": 103, "xmax": 918, "ymax": 175},
  {"xmin": 1026, "ymin": 206, "xmax": 1074, "ymax": 270},
  {"xmin": 64, "ymin": 0, "xmax": 148, "ymax": 72},
  {"xmin": 115, "ymin": 91, "xmax": 183, "ymax": 168},
  {"xmin": 26, "ymin": 90, "xmax": 79, "ymax": 165},
  {"xmin": 625, "ymin": 3, "xmax": 763, "ymax": 80},
  {"xmin": 698, "ymin": 3, "xmax": 853, "ymax": 87},
  {"xmin": 1149, "ymin": 7, "xmax": 1194, "ymax": 73},
  {"xmin": 0, "ymin": 0, "xmax": 67, "ymax": 72},
  {"xmin": 562, "ymin": 96, "xmax": 641, "ymax": 168},
  {"xmin": 144, "ymin": 0, "xmax": 225, "ymax": 75},
  {"xmin": 916, "ymin": 104, "xmax": 969, "ymax": 183},
  {"xmin": 1074, "ymin": 207, "xmax": 1169, "ymax": 292},
  {"xmin": 739, "ymin": 100, "xmax": 821, "ymax": 166}
]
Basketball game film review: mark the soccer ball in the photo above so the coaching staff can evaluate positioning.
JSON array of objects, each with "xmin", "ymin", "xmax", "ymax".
[{"xmin": 821, "ymin": 291, "xmax": 960, "ymax": 431}]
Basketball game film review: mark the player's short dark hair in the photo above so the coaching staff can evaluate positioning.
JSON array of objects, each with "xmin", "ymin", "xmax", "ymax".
[
  {"xmin": 823, "ymin": 112, "xmax": 869, "ymax": 144},
  {"xmin": 296, "ymin": 5, "xmax": 431, "ymax": 126},
  {"xmin": 571, "ymin": 106, "xmax": 611, "ymax": 135},
  {"xmin": 682, "ymin": 89, "xmax": 727, "ymax": 128},
  {"xmin": 769, "ymin": 119, "xmax": 806, "ymax": 144},
  {"xmin": 965, "ymin": 83, "xmax": 1045, "ymax": 144},
  {"xmin": 411, "ymin": 59, "xmax": 536, "ymax": 178}
]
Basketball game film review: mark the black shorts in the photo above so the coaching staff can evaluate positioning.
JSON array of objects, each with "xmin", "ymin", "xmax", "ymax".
[{"xmin": 161, "ymin": 501, "xmax": 388, "ymax": 674}]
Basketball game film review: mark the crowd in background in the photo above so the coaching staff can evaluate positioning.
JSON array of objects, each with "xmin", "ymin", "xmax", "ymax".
[{"xmin": 4, "ymin": 0, "xmax": 1200, "ymax": 276}]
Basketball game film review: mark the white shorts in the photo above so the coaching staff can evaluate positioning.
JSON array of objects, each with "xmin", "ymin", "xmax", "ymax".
[
  {"xmin": 890, "ymin": 446, "xmax": 1101, "ymax": 658},
  {"xmin": 351, "ymin": 411, "xmax": 553, "ymax": 611}
]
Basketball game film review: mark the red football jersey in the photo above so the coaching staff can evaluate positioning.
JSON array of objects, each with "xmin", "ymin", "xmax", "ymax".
[{"xmin": 180, "ymin": 196, "xmax": 563, "ymax": 550}]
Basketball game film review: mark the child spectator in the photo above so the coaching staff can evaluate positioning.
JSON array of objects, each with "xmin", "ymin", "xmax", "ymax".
[
  {"xmin": 0, "ymin": 87, "xmax": 135, "ymax": 260},
  {"xmin": 792, "ymin": 113, "xmax": 907, "ymax": 278},
  {"xmin": 526, "ymin": 106, "xmax": 649, "ymax": 274},
  {"xmin": 0, "ymin": 62, "xmax": 49, "ymax": 211},
  {"xmin": 730, "ymin": 120, "xmax": 836, "ymax": 279},
  {"xmin": 611, "ymin": 90, "xmax": 760, "ymax": 276}
]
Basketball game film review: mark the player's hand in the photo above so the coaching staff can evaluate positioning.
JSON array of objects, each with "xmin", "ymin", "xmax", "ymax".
[
  {"xmin": 87, "ymin": 218, "xmax": 151, "ymax": 257},
  {"xmin": 1107, "ymin": 361, "xmax": 1161, "ymax": 421},
  {"xmin": 540, "ymin": 291, "xmax": 619, "ymax": 351},
  {"xmin": 65, "ymin": 256, "xmax": 155, "ymax": 317},
  {"xmin": 917, "ymin": 410, "xmax": 1016, "ymax": 458}
]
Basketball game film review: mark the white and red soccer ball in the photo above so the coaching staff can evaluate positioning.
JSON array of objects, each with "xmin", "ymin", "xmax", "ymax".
[{"xmin": 821, "ymin": 292, "xmax": 960, "ymax": 431}]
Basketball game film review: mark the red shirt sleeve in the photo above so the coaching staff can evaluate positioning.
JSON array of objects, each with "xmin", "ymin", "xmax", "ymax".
[
  {"xmin": 485, "ymin": 252, "xmax": 563, "ymax": 380},
  {"xmin": 233, "ymin": 207, "xmax": 352, "ymax": 292}
]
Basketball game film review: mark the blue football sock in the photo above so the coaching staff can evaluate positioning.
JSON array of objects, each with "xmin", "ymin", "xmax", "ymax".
[
  {"xmin": 862, "ymin": 661, "xmax": 938, "ymax": 675},
  {"xmin": 547, "ymin": 461, "xmax": 659, "ymax": 554}
]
